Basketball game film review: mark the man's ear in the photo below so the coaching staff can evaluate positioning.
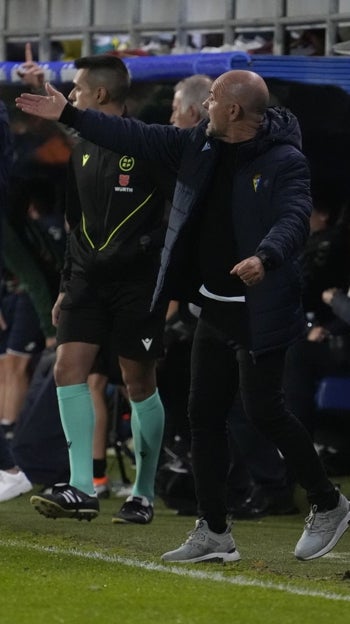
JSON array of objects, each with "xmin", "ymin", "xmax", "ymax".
[
  {"xmin": 229, "ymin": 102, "xmax": 243, "ymax": 121},
  {"xmin": 96, "ymin": 86, "xmax": 109, "ymax": 105}
]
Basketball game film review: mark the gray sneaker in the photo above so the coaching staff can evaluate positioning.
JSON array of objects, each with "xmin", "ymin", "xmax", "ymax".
[
  {"xmin": 295, "ymin": 492, "xmax": 350, "ymax": 560},
  {"xmin": 161, "ymin": 518, "xmax": 241, "ymax": 563}
]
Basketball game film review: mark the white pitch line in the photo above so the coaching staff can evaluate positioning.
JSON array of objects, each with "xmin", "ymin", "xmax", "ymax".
[
  {"xmin": 1, "ymin": 538, "xmax": 350, "ymax": 603},
  {"xmin": 323, "ymin": 552, "xmax": 349, "ymax": 561}
]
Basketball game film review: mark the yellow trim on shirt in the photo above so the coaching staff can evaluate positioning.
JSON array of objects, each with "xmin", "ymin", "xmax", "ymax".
[{"xmin": 82, "ymin": 188, "xmax": 156, "ymax": 251}]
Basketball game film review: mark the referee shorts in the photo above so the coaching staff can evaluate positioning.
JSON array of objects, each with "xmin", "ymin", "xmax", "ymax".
[{"xmin": 57, "ymin": 274, "xmax": 166, "ymax": 362}]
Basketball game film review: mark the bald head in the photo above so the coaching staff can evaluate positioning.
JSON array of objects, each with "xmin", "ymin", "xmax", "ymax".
[
  {"xmin": 217, "ymin": 70, "xmax": 269, "ymax": 115},
  {"xmin": 203, "ymin": 70, "xmax": 270, "ymax": 142}
]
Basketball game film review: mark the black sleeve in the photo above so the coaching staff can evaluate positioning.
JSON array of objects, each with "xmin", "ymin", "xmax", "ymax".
[
  {"xmin": 59, "ymin": 160, "xmax": 81, "ymax": 291},
  {"xmin": 59, "ymin": 231, "xmax": 71, "ymax": 293},
  {"xmin": 65, "ymin": 159, "xmax": 82, "ymax": 230}
]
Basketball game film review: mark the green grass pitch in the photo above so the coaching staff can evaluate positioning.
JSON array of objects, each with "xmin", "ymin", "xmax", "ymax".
[{"xmin": 1, "ymin": 473, "xmax": 349, "ymax": 624}]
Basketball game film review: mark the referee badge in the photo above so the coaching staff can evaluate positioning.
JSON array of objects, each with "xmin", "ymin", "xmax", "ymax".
[{"xmin": 119, "ymin": 155, "xmax": 135, "ymax": 172}]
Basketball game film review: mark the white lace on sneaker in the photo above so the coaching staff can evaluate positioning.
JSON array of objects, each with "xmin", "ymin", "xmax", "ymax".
[
  {"xmin": 295, "ymin": 493, "xmax": 350, "ymax": 560},
  {"xmin": 161, "ymin": 518, "xmax": 241, "ymax": 563}
]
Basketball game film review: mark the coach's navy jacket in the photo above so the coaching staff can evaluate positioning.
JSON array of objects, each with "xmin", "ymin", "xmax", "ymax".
[{"xmin": 60, "ymin": 104, "xmax": 311, "ymax": 355}]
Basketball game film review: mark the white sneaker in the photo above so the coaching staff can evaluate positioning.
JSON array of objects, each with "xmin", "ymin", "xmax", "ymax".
[
  {"xmin": 295, "ymin": 493, "xmax": 350, "ymax": 560},
  {"xmin": 114, "ymin": 484, "xmax": 133, "ymax": 498},
  {"xmin": 0, "ymin": 470, "xmax": 33, "ymax": 502},
  {"xmin": 161, "ymin": 518, "xmax": 241, "ymax": 563}
]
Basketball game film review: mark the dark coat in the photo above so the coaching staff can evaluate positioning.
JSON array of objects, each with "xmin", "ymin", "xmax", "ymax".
[
  {"xmin": 0, "ymin": 101, "xmax": 12, "ymax": 210},
  {"xmin": 60, "ymin": 104, "xmax": 312, "ymax": 354},
  {"xmin": 0, "ymin": 100, "xmax": 13, "ymax": 275}
]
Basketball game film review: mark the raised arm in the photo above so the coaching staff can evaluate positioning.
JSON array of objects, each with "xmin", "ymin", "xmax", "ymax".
[
  {"xmin": 16, "ymin": 82, "xmax": 67, "ymax": 119},
  {"xmin": 16, "ymin": 83, "xmax": 190, "ymax": 172},
  {"xmin": 17, "ymin": 42, "xmax": 45, "ymax": 91}
]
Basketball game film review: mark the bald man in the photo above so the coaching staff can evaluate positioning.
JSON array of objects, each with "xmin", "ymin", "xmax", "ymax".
[{"xmin": 16, "ymin": 70, "xmax": 350, "ymax": 563}]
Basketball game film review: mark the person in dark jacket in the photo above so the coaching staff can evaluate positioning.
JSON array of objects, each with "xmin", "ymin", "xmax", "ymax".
[
  {"xmin": 163, "ymin": 74, "xmax": 294, "ymax": 520},
  {"xmin": 0, "ymin": 99, "xmax": 32, "ymax": 501},
  {"xmin": 0, "ymin": 99, "xmax": 13, "ymax": 276},
  {"xmin": 16, "ymin": 70, "xmax": 350, "ymax": 562},
  {"xmin": 17, "ymin": 55, "xmax": 174, "ymax": 525}
]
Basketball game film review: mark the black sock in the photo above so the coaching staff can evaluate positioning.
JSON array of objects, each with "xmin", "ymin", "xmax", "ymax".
[
  {"xmin": 204, "ymin": 518, "xmax": 227, "ymax": 534},
  {"xmin": 311, "ymin": 488, "xmax": 340, "ymax": 511},
  {"xmin": 93, "ymin": 458, "xmax": 107, "ymax": 479}
]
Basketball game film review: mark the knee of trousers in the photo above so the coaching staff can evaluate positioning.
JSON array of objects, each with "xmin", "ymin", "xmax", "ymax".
[
  {"xmin": 244, "ymin": 396, "xmax": 286, "ymax": 429},
  {"xmin": 188, "ymin": 406, "xmax": 228, "ymax": 437}
]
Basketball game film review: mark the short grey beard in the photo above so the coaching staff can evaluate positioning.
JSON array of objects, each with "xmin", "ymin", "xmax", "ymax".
[{"xmin": 206, "ymin": 127, "xmax": 224, "ymax": 139}]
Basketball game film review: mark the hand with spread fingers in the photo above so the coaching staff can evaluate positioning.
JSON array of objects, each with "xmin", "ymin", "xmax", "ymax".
[
  {"xmin": 16, "ymin": 82, "xmax": 67, "ymax": 120},
  {"xmin": 230, "ymin": 255, "xmax": 265, "ymax": 286}
]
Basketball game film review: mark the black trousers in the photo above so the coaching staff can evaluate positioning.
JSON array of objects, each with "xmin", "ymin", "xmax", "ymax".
[{"xmin": 189, "ymin": 300, "xmax": 336, "ymax": 532}]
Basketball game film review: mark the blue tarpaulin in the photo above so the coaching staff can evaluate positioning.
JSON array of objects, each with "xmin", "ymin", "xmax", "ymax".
[{"xmin": 4, "ymin": 52, "xmax": 350, "ymax": 93}]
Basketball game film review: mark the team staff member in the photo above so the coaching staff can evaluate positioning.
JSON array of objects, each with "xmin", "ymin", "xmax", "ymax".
[
  {"xmin": 26, "ymin": 55, "xmax": 174, "ymax": 524},
  {"xmin": 0, "ymin": 96, "xmax": 32, "ymax": 501},
  {"xmin": 16, "ymin": 70, "xmax": 350, "ymax": 561},
  {"xmin": 170, "ymin": 74, "xmax": 213, "ymax": 129}
]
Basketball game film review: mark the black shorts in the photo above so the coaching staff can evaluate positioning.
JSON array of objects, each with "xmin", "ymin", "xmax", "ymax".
[
  {"xmin": 0, "ymin": 291, "xmax": 45, "ymax": 357},
  {"xmin": 57, "ymin": 274, "xmax": 166, "ymax": 361}
]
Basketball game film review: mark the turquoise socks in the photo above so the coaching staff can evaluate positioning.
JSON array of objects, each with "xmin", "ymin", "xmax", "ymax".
[
  {"xmin": 56, "ymin": 383, "xmax": 95, "ymax": 496},
  {"xmin": 56, "ymin": 385, "xmax": 164, "ymax": 501},
  {"xmin": 130, "ymin": 389, "xmax": 165, "ymax": 503}
]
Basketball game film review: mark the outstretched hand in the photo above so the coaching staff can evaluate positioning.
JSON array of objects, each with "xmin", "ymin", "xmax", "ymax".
[{"xmin": 15, "ymin": 82, "xmax": 67, "ymax": 120}]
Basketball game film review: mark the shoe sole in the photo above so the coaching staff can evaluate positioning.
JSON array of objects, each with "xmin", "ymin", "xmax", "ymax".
[
  {"xmin": 111, "ymin": 514, "xmax": 153, "ymax": 525},
  {"xmin": 295, "ymin": 509, "xmax": 350, "ymax": 560},
  {"xmin": 30, "ymin": 495, "xmax": 99, "ymax": 522},
  {"xmin": 161, "ymin": 549, "xmax": 241, "ymax": 563}
]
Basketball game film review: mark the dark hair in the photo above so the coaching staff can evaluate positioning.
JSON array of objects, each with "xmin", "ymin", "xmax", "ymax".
[{"xmin": 74, "ymin": 54, "xmax": 131, "ymax": 104}]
